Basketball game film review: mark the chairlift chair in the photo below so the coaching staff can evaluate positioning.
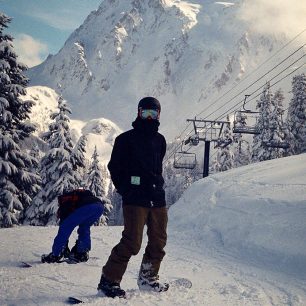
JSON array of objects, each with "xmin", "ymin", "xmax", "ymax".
[
  {"xmin": 264, "ymin": 121, "xmax": 290, "ymax": 149},
  {"xmin": 173, "ymin": 142, "xmax": 197, "ymax": 170},
  {"xmin": 232, "ymin": 95, "xmax": 261, "ymax": 135},
  {"xmin": 173, "ymin": 151, "xmax": 197, "ymax": 169}
]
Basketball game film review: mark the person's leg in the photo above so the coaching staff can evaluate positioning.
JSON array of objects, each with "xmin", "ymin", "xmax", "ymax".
[
  {"xmin": 102, "ymin": 205, "xmax": 148, "ymax": 283},
  {"xmin": 52, "ymin": 203, "xmax": 103, "ymax": 256},
  {"xmin": 139, "ymin": 207, "xmax": 168, "ymax": 279},
  {"xmin": 52, "ymin": 214, "xmax": 82, "ymax": 256},
  {"xmin": 77, "ymin": 203, "xmax": 104, "ymax": 253}
]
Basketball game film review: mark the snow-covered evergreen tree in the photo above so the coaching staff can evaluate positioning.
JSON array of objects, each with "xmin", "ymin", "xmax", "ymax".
[
  {"xmin": 190, "ymin": 159, "xmax": 202, "ymax": 182},
  {"xmin": 0, "ymin": 13, "xmax": 40, "ymax": 227},
  {"xmin": 26, "ymin": 95, "xmax": 79, "ymax": 225},
  {"xmin": 233, "ymin": 135, "xmax": 251, "ymax": 168},
  {"xmin": 163, "ymin": 159, "xmax": 193, "ymax": 207},
  {"xmin": 287, "ymin": 73, "xmax": 306, "ymax": 154},
  {"xmin": 213, "ymin": 119, "xmax": 234, "ymax": 172},
  {"xmin": 163, "ymin": 160, "xmax": 178, "ymax": 207},
  {"xmin": 29, "ymin": 143, "xmax": 40, "ymax": 162},
  {"xmin": 86, "ymin": 146, "xmax": 112, "ymax": 225},
  {"xmin": 266, "ymin": 89, "xmax": 289, "ymax": 159},
  {"xmin": 252, "ymin": 82, "xmax": 273, "ymax": 162},
  {"xmin": 107, "ymin": 182, "xmax": 123, "ymax": 226},
  {"xmin": 18, "ymin": 143, "xmax": 42, "ymax": 223},
  {"xmin": 71, "ymin": 134, "xmax": 87, "ymax": 186},
  {"xmin": 87, "ymin": 146, "xmax": 105, "ymax": 198}
]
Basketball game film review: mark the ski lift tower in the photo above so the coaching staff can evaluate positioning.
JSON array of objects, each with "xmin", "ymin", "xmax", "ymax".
[{"xmin": 185, "ymin": 118, "xmax": 230, "ymax": 178}]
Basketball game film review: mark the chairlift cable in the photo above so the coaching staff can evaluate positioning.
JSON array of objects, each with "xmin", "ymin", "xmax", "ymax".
[
  {"xmin": 190, "ymin": 32, "xmax": 306, "ymax": 120},
  {"xmin": 215, "ymin": 60, "xmax": 306, "ymax": 121},
  {"xmin": 197, "ymin": 44, "xmax": 306, "ymax": 120},
  {"xmin": 163, "ymin": 30, "xmax": 306, "ymax": 165},
  {"xmin": 205, "ymin": 53, "xmax": 306, "ymax": 123},
  {"xmin": 190, "ymin": 59, "xmax": 304, "ymax": 158},
  {"xmin": 193, "ymin": 55, "xmax": 306, "ymax": 138},
  {"xmin": 165, "ymin": 56, "xmax": 305, "ymax": 166},
  {"xmin": 166, "ymin": 42, "xmax": 305, "ymax": 163},
  {"xmin": 229, "ymin": 28, "xmax": 306, "ymax": 85}
]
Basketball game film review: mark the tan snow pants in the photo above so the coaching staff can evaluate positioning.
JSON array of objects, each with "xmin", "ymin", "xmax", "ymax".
[{"xmin": 102, "ymin": 205, "xmax": 168, "ymax": 283}]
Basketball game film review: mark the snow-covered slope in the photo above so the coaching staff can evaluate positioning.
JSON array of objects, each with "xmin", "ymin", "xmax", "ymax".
[
  {"xmin": 22, "ymin": 86, "xmax": 122, "ymax": 163},
  {"xmin": 170, "ymin": 153, "xmax": 306, "ymax": 277},
  {"xmin": 1, "ymin": 154, "xmax": 306, "ymax": 305},
  {"xmin": 27, "ymin": 0, "xmax": 300, "ymax": 139}
]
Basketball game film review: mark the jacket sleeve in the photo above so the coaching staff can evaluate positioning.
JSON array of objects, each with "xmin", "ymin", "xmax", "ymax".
[
  {"xmin": 157, "ymin": 135, "xmax": 167, "ymax": 177},
  {"xmin": 107, "ymin": 135, "xmax": 127, "ymax": 195},
  {"xmin": 161, "ymin": 135, "xmax": 167, "ymax": 160}
]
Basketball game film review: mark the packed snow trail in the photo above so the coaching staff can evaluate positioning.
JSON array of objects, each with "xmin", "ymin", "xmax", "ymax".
[
  {"xmin": 1, "ymin": 154, "xmax": 306, "ymax": 305},
  {"xmin": 0, "ymin": 225, "xmax": 305, "ymax": 305}
]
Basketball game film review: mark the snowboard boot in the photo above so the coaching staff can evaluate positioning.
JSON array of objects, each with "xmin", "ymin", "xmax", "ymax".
[
  {"xmin": 137, "ymin": 273, "xmax": 169, "ymax": 292},
  {"xmin": 41, "ymin": 252, "xmax": 62, "ymax": 263},
  {"xmin": 97, "ymin": 275, "xmax": 126, "ymax": 298},
  {"xmin": 138, "ymin": 262, "xmax": 169, "ymax": 292},
  {"xmin": 68, "ymin": 241, "xmax": 89, "ymax": 263}
]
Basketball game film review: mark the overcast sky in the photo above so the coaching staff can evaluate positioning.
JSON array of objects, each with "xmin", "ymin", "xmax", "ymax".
[{"xmin": 0, "ymin": 0, "xmax": 101, "ymax": 67}]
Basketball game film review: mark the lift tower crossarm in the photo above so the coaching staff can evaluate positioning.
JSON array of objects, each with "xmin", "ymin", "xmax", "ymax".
[{"xmin": 185, "ymin": 118, "xmax": 230, "ymax": 178}]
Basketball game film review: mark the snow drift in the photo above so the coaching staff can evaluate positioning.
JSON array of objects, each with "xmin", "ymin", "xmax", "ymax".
[{"xmin": 169, "ymin": 153, "xmax": 306, "ymax": 278}]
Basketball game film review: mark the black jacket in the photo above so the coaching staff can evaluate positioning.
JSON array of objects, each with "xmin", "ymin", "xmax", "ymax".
[
  {"xmin": 57, "ymin": 189, "xmax": 104, "ymax": 221},
  {"xmin": 108, "ymin": 118, "xmax": 167, "ymax": 207}
]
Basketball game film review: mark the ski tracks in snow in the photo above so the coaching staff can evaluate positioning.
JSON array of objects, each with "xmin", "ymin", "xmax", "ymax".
[
  {"xmin": 1, "ymin": 225, "xmax": 306, "ymax": 305},
  {"xmin": 167, "ymin": 231, "xmax": 306, "ymax": 306}
]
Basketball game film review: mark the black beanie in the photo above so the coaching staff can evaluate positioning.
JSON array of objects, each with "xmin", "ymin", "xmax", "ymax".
[{"xmin": 138, "ymin": 97, "xmax": 161, "ymax": 111}]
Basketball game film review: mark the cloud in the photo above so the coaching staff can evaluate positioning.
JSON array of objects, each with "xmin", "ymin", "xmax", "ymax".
[
  {"xmin": 25, "ymin": 3, "xmax": 95, "ymax": 31},
  {"xmin": 14, "ymin": 34, "xmax": 48, "ymax": 68},
  {"xmin": 238, "ymin": 0, "xmax": 306, "ymax": 39},
  {"xmin": 29, "ymin": 9, "xmax": 83, "ymax": 31}
]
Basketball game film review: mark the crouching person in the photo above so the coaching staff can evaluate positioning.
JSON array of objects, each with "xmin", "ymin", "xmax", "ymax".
[{"xmin": 41, "ymin": 189, "xmax": 104, "ymax": 264}]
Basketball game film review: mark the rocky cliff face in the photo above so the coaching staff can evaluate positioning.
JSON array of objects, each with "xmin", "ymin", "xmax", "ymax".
[{"xmin": 28, "ymin": 0, "xmax": 287, "ymax": 138}]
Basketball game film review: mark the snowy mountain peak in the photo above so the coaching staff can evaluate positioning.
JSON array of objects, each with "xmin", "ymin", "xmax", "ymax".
[{"xmin": 28, "ymin": 0, "xmax": 289, "ymax": 138}]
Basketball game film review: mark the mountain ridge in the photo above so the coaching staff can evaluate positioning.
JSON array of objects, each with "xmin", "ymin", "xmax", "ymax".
[{"xmin": 27, "ymin": 0, "xmax": 291, "ymax": 139}]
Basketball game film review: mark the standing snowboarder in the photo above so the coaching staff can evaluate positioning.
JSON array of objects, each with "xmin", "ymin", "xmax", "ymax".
[
  {"xmin": 97, "ymin": 97, "xmax": 168, "ymax": 298},
  {"xmin": 41, "ymin": 189, "xmax": 104, "ymax": 263}
]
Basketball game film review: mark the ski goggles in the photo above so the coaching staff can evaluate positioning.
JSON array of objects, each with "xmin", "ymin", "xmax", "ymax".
[{"xmin": 139, "ymin": 108, "xmax": 160, "ymax": 120}]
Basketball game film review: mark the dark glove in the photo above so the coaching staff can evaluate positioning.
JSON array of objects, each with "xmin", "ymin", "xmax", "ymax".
[{"xmin": 41, "ymin": 252, "xmax": 62, "ymax": 263}]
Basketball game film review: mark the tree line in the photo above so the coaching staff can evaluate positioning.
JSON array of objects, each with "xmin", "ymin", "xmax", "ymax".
[
  {"xmin": 0, "ymin": 13, "xmax": 113, "ymax": 227},
  {"xmin": 213, "ymin": 77, "xmax": 306, "ymax": 172}
]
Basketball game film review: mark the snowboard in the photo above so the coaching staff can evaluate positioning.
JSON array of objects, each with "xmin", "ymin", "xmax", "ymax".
[
  {"xmin": 20, "ymin": 257, "xmax": 99, "ymax": 268},
  {"xmin": 66, "ymin": 277, "xmax": 192, "ymax": 304},
  {"xmin": 20, "ymin": 259, "xmax": 69, "ymax": 267},
  {"xmin": 67, "ymin": 297, "xmax": 84, "ymax": 304},
  {"xmin": 20, "ymin": 261, "xmax": 33, "ymax": 268}
]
